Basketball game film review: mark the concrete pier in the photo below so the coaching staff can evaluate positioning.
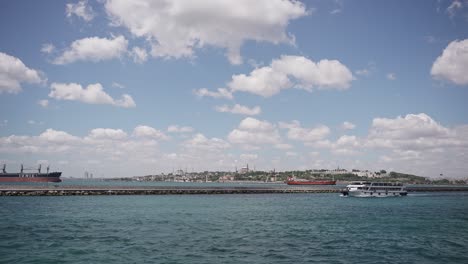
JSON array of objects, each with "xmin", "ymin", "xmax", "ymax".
[{"xmin": 0, "ymin": 185, "xmax": 467, "ymax": 196}]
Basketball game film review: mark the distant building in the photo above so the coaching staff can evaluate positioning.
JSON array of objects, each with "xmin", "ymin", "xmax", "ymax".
[{"xmin": 239, "ymin": 164, "xmax": 249, "ymax": 174}]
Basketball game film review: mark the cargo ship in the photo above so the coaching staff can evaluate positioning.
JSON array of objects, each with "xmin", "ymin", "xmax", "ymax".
[
  {"xmin": 0, "ymin": 164, "xmax": 62, "ymax": 183},
  {"xmin": 286, "ymin": 177, "xmax": 336, "ymax": 185}
]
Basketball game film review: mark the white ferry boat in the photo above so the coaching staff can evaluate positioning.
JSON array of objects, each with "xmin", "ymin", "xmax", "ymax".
[{"xmin": 341, "ymin": 181, "xmax": 407, "ymax": 197}]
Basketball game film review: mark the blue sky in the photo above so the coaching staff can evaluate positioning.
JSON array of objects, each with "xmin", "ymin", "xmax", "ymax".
[{"xmin": 1, "ymin": 0, "xmax": 467, "ymax": 178}]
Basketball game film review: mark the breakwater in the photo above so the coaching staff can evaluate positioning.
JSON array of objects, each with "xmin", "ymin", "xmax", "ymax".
[
  {"xmin": 0, "ymin": 185, "xmax": 339, "ymax": 196},
  {"xmin": 1, "ymin": 185, "xmax": 467, "ymax": 196}
]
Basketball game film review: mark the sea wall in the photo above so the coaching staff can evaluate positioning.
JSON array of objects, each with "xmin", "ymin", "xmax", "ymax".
[{"xmin": 1, "ymin": 185, "xmax": 467, "ymax": 196}]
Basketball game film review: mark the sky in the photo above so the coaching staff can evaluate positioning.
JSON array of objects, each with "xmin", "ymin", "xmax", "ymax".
[{"xmin": 0, "ymin": 0, "xmax": 467, "ymax": 179}]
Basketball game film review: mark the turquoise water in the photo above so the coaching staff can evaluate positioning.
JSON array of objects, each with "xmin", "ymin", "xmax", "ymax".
[{"xmin": 1, "ymin": 193, "xmax": 467, "ymax": 263}]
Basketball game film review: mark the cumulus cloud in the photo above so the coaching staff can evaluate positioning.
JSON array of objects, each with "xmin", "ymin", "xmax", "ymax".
[
  {"xmin": 183, "ymin": 133, "xmax": 230, "ymax": 152},
  {"xmin": 365, "ymin": 113, "xmax": 468, "ymax": 178},
  {"xmin": 0, "ymin": 52, "xmax": 45, "ymax": 94},
  {"xmin": 279, "ymin": 120, "xmax": 330, "ymax": 142},
  {"xmin": 341, "ymin": 121, "xmax": 356, "ymax": 130},
  {"xmin": 167, "ymin": 125, "xmax": 194, "ymax": 133},
  {"xmin": 133, "ymin": 125, "xmax": 169, "ymax": 140},
  {"xmin": 228, "ymin": 117, "xmax": 282, "ymax": 147},
  {"xmin": 53, "ymin": 36, "xmax": 128, "ymax": 64},
  {"xmin": 49, "ymin": 82, "xmax": 136, "ymax": 108},
  {"xmin": 0, "ymin": 126, "xmax": 169, "ymax": 174},
  {"xmin": 194, "ymin": 88, "xmax": 233, "ymax": 100},
  {"xmin": 367, "ymin": 113, "xmax": 454, "ymax": 150},
  {"xmin": 227, "ymin": 55, "xmax": 354, "ymax": 97},
  {"xmin": 87, "ymin": 128, "xmax": 127, "ymax": 140},
  {"xmin": 104, "ymin": 0, "xmax": 307, "ymax": 64},
  {"xmin": 39, "ymin": 129, "xmax": 80, "ymax": 143},
  {"xmin": 215, "ymin": 104, "xmax": 261, "ymax": 115},
  {"xmin": 66, "ymin": 0, "xmax": 95, "ymax": 22},
  {"xmin": 431, "ymin": 39, "xmax": 468, "ymax": 86}
]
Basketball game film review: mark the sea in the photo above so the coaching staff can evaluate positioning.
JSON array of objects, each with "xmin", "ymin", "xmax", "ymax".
[{"xmin": 1, "ymin": 181, "xmax": 467, "ymax": 264}]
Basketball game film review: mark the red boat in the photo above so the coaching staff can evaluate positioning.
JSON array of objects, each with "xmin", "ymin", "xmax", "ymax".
[{"xmin": 286, "ymin": 177, "xmax": 336, "ymax": 185}]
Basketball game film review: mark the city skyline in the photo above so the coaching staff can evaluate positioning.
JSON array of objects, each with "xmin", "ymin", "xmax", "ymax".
[{"xmin": 1, "ymin": 0, "xmax": 468, "ymax": 178}]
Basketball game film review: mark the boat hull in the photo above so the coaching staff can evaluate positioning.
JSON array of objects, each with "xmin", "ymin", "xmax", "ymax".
[
  {"xmin": 0, "ymin": 172, "xmax": 62, "ymax": 183},
  {"xmin": 287, "ymin": 180, "xmax": 336, "ymax": 185},
  {"xmin": 345, "ymin": 190, "xmax": 407, "ymax": 197}
]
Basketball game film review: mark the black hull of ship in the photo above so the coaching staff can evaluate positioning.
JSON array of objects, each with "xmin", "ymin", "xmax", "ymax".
[{"xmin": 0, "ymin": 172, "xmax": 62, "ymax": 183}]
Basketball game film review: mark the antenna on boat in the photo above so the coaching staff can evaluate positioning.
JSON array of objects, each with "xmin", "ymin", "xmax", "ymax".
[
  {"xmin": 38, "ymin": 164, "xmax": 41, "ymax": 173},
  {"xmin": 20, "ymin": 164, "xmax": 23, "ymax": 173},
  {"xmin": 2, "ymin": 164, "xmax": 5, "ymax": 173}
]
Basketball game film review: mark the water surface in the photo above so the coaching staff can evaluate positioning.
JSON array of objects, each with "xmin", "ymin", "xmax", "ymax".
[{"xmin": 1, "ymin": 192, "xmax": 467, "ymax": 263}]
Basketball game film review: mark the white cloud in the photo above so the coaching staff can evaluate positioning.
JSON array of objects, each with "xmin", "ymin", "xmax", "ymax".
[
  {"xmin": 194, "ymin": 88, "xmax": 233, "ymax": 100},
  {"xmin": 341, "ymin": 121, "xmax": 356, "ymax": 130},
  {"xmin": 41, "ymin": 43, "xmax": 55, "ymax": 54},
  {"xmin": 0, "ymin": 52, "xmax": 45, "ymax": 94},
  {"xmin": 431, "ymin": 39, "xmax": 468, "ymax": 86},
  {"xmin": 279, "ymin": 120, "xmax": 330, "ymax": 142},
  {"xmin": 228, "ymin": 117, "xmax": 282, "ymax": 146},
  {"xmin": 49, "ymin": 82, "xmax": 136, "ymax": 108},
  {"xmin": 131, "ymin": 47, "xmax": 148, "ymax": 64},
  {"xmin": 53, "ymin": 36, "xmax": 128, "ymax": 64},
  {"xmin": 240, "ymin": 153, "xmax": 258, "ymax": 161},
  {"xmin": 183, "ymin": 133, "xmax": 230, "ymax": 152},
  {"xmin": 87, "ymin": 128, "xmax": 128, "ymax": 140},
  {"xmin": 365, "ymin": 113, "xmax": 468, "ymax": 178},
  {"xmin": 133, "ymin": 125, "xmax": 168, "ymax": 140},
  {"xmin": 447, "ymin": 0, "xmax": 463, "ymax": 17},
  {"xmin": 331, "ymin": 135, "xmax": 360, "ymax": 155},
  {"xmin": 38, "ymin": 100, "xmax": 49, "ymax": 108},
  {"xmin": 39, "ymin": 129, "xmax": 79, "ymax": 143},
  {"xmin": 215, "ymin": 104, "xmax": 261, "ymax": 115},
  {"xmin": 66, "ymin": 0, "xmax": 95, "ymax": 22},
  {"xmin": 167, "ymin": 125, "xmax": 194, "ymax": 133},
  {"xmin": 111, "ymin": 82, "xmax": 125, "ymax": 89},
  {"xmin": 1, "ymin": 115, "xmax": 468, "ymax": 178},
  {"xmin": 367, "ymin": 113, "xmax": 454, "ymax": 150},
  {"xmin": 227, "ymin": 55, "xmax": 354, "ymax": 97},
  {"xmin": 104, "ymin": 0, "xmax": 308, "ymax": 64},
  {"xmin": 386, "ymin": 73, "xmax": 396, "ymax": 80}
]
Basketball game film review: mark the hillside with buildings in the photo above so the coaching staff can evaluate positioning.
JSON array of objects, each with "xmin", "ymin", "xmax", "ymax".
[{"xmin": 110, "ymin": 167, "xmax": 466, "ymax": 185}]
